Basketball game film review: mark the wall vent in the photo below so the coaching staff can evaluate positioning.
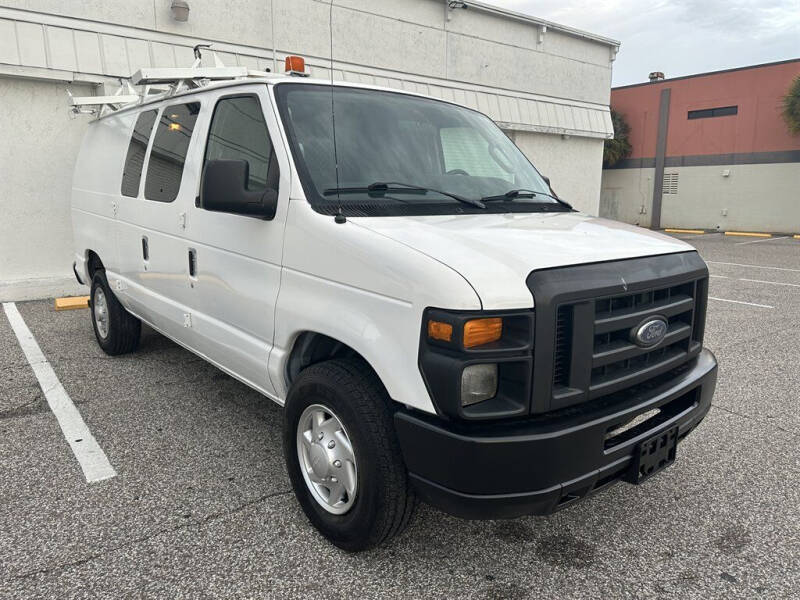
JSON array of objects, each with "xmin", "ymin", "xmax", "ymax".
[{"xmin": 663, "ymin": 172, "xmax": 679, "ymax": 195}]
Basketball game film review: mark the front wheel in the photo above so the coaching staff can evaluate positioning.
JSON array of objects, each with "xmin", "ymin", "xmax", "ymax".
[
  {"xmin": 283, "ymin": 359, "xmax": 417, "ymax": 551},
  {"xmin": 90, "ymin": 271, "xmax": 141, "ymax": 355}
]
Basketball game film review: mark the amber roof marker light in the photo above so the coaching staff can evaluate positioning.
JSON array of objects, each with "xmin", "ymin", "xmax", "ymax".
[{"xmin": 285, "ymin": 55, "xmax": 310, "ymax": 77}]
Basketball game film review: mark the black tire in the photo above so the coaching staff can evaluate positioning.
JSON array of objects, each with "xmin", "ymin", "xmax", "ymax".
[
  {"xmin": 283, "ymin": 358, "xmax": 417, "ymax": 551},
  {"xmin": 90, "ymin": 270, "xmax": 141, "ymax": 355}
]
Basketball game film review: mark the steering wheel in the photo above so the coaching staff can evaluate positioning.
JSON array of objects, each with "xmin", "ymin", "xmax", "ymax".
[{"xmin": 446, "ymin": 169, "xmax": 469, "ymax": 176}]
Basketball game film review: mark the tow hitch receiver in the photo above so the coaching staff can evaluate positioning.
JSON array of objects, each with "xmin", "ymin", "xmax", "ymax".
[{"xmin": 624, "ymin": 425, "xmax": 679, "ymax": 484}]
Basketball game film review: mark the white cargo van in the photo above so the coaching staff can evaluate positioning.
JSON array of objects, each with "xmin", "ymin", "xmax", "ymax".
[{"xmin": 70, "ymin": 61, "xmax": 717, "ymax": 551}]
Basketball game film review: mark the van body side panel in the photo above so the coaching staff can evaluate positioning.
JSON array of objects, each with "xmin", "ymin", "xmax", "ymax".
[
  {"xmin": 71, "ymin": 113, "xmax": 133, "ymax": 279},
  {"xmin": 114, "ymin": 101, "xmax": 195, "ymax": 338},
  {"xmin": 271, "ymin": 199, "xmax": 482, "ymax": 412},
  {"xmin": 73, "ymin": 87, "xmax": 289, "ymax": 396}
]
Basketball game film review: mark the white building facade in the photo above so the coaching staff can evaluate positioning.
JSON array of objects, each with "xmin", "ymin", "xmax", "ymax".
[{"xmin": 0, "ymin": 0, "xmax": 618, "ymax": 300}]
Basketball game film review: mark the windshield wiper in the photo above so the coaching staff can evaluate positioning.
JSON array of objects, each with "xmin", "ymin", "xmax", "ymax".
[
  {"xmin": 481, "ymin": 189, "xmax": 573, "ymax": 210},
  {"xmin": 323, "ymin": 181, "xmax": 486, "ymax": 209},
  {"xmin": 481, "ymin": 189, "xmax": 538, "ymax": 202}
]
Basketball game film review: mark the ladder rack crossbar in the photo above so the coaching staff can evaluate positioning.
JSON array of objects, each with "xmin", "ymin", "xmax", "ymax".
[
  {"xmin": 69, "ymin": 94, "xmax": 142, "ymax": 107},
  {"xmin": 131, "ymin": 66, "xmax": 250, "ymax": 85}
]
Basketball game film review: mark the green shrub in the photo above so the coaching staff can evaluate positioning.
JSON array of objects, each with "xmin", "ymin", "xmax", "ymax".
[
  {"xmin": 782, "ymin": 75, "xmax": 800, "ymax": 135},
  {"xmin": 603, "ymin": 109, "xmax": 632, "ymax": 167}
]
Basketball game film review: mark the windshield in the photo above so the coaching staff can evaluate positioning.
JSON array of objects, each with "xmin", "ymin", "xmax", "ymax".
[{"xmin": 275, "ymin": 83, "xmax": 561, "ymax": 216}]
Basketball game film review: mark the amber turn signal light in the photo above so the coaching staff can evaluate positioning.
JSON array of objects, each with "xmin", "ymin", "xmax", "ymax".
[
  {"xmin": 427, "ymin": 320, "xmax": 453, "ymax": 342},
  {"xmin": 463, "ymin": 317, "xmax": 503, "ymax": 348}
]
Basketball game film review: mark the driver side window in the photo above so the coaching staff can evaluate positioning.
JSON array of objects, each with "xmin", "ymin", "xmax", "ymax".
[{"xmin": 204, "ymin": 95, "xmax": 279, "ymax": 192}]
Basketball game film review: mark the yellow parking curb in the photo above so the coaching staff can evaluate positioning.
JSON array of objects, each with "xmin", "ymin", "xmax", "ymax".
[
  {"xmin": 55, "ymin": 296, "xmax": 90, "ymax": 311},
  {"xmin": 724, "ymin": 231, "xmax": 771, "ymax": 238},
  {"xmin": 665, "ymin": 228, "xmax": 705, "ymax": 234},
  {"xmin": 794, "ymin": 235, "xmax": 800, "ymax": 240}
]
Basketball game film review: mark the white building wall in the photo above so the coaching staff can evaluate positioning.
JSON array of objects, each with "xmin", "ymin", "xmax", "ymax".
[
  {"xmin": 0, "ymin": 79, "xmax": 94, "ymax": 300},
  {"xmin": 659, "ymin": 164, "xmax": 800, "ymax": 232},
  {"xmin": 0, "ymin": 0, "xmax": 618, "ymax": 300},
  {"xmin": 601, "ymin": 163, "xmax": 800, "ymax": 233},
  {"xmin": 600, "ymin": 168, "xmax": 655, "ymax": 227},
  {"xmin": 513, "ymin": 132, "xmax": 605, "ymax": 215}
]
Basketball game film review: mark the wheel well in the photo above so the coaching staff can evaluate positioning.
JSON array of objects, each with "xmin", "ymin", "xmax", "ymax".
[
  {"xmin": 87, "ymin": 251, "xmax": 104, "ymax": 277},
  {"xmin": 285, "ymin": 332, "xmax": 369, "ymax": 389}
]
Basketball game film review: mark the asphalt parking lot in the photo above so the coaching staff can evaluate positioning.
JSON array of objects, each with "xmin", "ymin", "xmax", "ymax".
[{"xmin": 2, "ymin": 232, "xmax": 799, "ymax": 599}]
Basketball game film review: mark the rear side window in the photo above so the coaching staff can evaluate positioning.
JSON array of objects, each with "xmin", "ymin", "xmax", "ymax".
[
  {"xmin": 144, "ymin": 102, "xmax": 200, "ymax": 202},
  {"xmin": 204, "ymin": 95, "xmax": 278, "ymax": 192},
  {"xmin": 120, "ymin": 110, "xmax": 157, "ymax": 197}
]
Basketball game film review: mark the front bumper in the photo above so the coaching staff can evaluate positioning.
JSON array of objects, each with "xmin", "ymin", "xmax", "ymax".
[{"xmin": 395, "ymin": 348, "xmax": 717, "ymax": 519}]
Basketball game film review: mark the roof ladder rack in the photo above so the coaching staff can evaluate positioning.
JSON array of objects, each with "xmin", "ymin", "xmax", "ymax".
[
  {"xmin": 67, "ymin": 45, "xmax": 271, "ymax": 117},
  {"xmin": 68, "ymin": 79, "xmax": 140, "ymax": 117}
]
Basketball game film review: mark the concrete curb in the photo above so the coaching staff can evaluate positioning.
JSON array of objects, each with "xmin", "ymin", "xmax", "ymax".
[
  {"xmin": 54, "ymin": 296, "xmax": 90, "ymax": 311},
  {"xmin": 724, "ymin": 231, "xmax": 772, "ymax": 238}
]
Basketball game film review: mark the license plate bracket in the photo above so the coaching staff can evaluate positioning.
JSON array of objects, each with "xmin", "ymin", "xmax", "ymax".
[{"xmin": 624, "ymin": 425, "xmax": 679, "ymax": 484}]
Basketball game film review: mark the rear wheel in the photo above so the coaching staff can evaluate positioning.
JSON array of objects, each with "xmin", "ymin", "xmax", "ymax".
[
  {"xmin": 90, "ymin": 271, "xmax": 141, "ymax": 355},
  {"xmin": 283, "ymin": 359, "xmax": 417, "ymax": 551}
]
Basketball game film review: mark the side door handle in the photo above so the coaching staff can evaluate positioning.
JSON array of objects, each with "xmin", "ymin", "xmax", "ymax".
[
  {"xmin": 188, "ymin": 248, "xmax": 198, "ymax": 279},
  {"xmin": 141, "ymin": 236, "xmax": 149, "ymax": 270}
]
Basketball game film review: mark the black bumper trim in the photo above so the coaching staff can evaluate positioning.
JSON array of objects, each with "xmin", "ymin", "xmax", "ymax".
[{"xmin": 395, "ymin": 348, "xmax": 717, "ymax": 519}]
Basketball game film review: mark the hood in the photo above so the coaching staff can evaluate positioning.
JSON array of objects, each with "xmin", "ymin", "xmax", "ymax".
[{"xmin": 352, "ymin": 211, "xmax": 694, "ymax": 309}]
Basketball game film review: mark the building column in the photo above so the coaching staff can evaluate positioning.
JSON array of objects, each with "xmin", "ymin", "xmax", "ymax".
[{"xmin": 651, "ymin": 87, "xmax": 671, "ymax": 229}]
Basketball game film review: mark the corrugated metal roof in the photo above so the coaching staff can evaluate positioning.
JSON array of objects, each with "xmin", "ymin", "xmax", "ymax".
[{"xmin": 0, "ymin": 8, "xmax": 613, "ymax": 139}]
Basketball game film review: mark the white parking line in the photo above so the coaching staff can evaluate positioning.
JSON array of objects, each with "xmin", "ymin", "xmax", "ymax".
[
  {"xmin": 707, "ymin": 261, "xmax": 800, "ymax": 273},
  {"xmin": 2, "ymin": 302, "xmax": 116, "ymax": 483},
  {"xmin": 708, "ymin": 297, "xmax": 774, "ymax": 309},
  {"xmin": 735, "ymin": 236, "xmax": 790, "ymax": 246},
  {"xmin": 739, "ymin": 278, "xmax": 800, "ymax": 288}
]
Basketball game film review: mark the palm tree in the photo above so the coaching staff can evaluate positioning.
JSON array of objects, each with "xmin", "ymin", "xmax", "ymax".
[
  {"xmin": 783, "ymin": 75, "xmax": 800, "ymax": 135},
  {"xmin": 603, "ymin": 109, "xmax": 632, "ymax": 167}
]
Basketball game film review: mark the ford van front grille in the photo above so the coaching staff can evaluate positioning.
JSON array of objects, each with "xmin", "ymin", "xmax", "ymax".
[
  {"xmin": 581, "ymin": 281, "xmax": 696, "ymax": 399},
  {"xmin": 527, "ymin": 252, "xmax": 709, "ymax": 414}
]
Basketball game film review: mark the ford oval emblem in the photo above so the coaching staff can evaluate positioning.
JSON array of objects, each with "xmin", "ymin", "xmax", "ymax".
[{"xmin": 631, "ymin": 317, "xmax": 668, "ymax": 347}]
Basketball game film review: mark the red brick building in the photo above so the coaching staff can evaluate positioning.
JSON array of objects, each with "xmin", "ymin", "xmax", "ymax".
[{"xmin": 601, "ymin": 59, "xmax": 800, "ymax": 232}]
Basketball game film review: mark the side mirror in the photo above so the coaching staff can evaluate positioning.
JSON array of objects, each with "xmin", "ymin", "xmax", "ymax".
[{"xmin": 199, "ymin": 159, "xmax": 277, "ymax": 220}]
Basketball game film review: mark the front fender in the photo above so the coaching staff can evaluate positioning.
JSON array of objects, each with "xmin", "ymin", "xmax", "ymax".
[{"xmin": 269, "ymin": 201, "xmax": 482, "ymax": 413}]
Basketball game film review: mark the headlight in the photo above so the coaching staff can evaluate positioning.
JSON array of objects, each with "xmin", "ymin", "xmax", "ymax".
[
  {"xmin": 426, "ymin": 316, "xmax": 505, "ymax": 349},
  {"xmin": 419, "ymin": 308, "xmax": 534, "ymax": 420},
  {"xmin": 461, "ymin": 364, "xmax": 498, "ymax": 406},
  {"xmin": 463, "ymin": 318, "xmax": 503, "ymax": 348}
]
